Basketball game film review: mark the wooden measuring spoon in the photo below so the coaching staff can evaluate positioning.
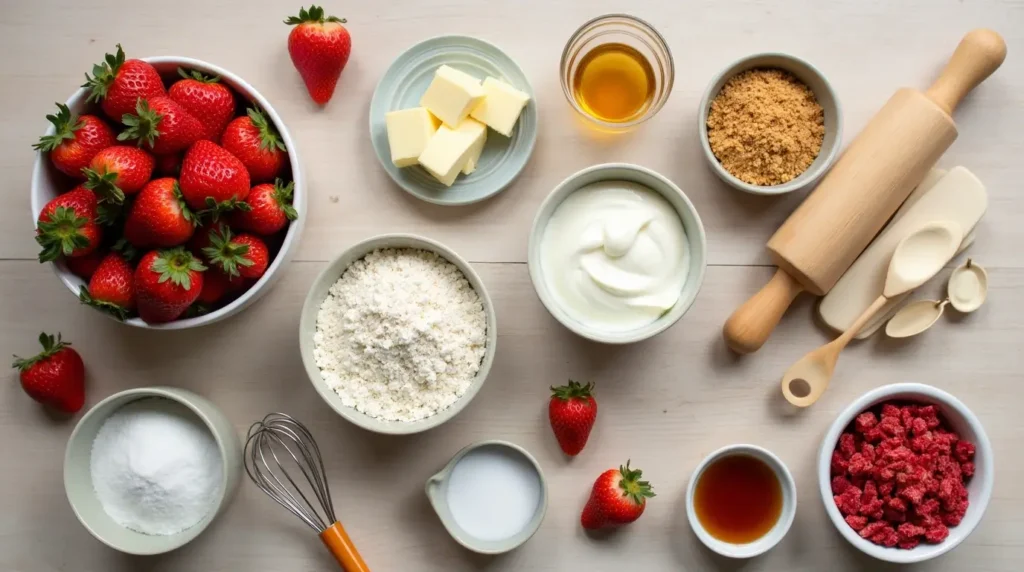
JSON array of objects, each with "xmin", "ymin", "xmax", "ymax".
[{"xmin": 781, "ymin": 221, "xmax": 964, "ymax": 407}]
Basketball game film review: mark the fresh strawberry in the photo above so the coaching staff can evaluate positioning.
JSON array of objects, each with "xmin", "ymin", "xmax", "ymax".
[
  {"xmin": 286, "ymin": 5, "xmax": 351, "ymax": 105},
  {"xmin": 83, "ymin": 45, "xmax": 165, "ymax": 122},
  {"xmin": 119, "ymin": 97, "xmax": 204, "ymax": 155},
  {"xmin": 65, "ymin": 250, "xmax": 105, "ymax": 280},
  {"xmin": 197, "ymin": 267, "xmax": 244, "ymax": 305},
  {"xmin": 124, "ymin": 178, "xmax": 197, "ymax": 248},
  {"xmin": 36, "ymin": 187, "xmax": 102, "ymax": 262},
  {"xmin": 79, "ymin": 253, "xmax": 136, "ymax": 320},
  {"xmin": 230, "ymin": 179, "xmax": 297, "ymax": 235},
  {"xmin": 155, "ymin": 152, "xmax": 183, "ymax": 177},
  {"xmin": 580, "ymin": 461, "xmax": 656, "ymax": 530},
  {"xmin": 221, "ymin": 107, "xmax": 288, "ymax": 182},
  {"xmin": 168, "ymin": 68, "xmax": 236, "ymax": 141},
  {"xmin": 82, "ymin": 145, "xmax": 155, "ymax": 203},
  {"xmin": 549, "ymin": 380, "xmax": 598, "ymax": 456},
  {"xmin": 179, "ymin": 140, "xmax": 251, "ymax": 212},
  {"xmin": 203, "ymin": 225, "xmax": 269, "ymax": 279},
  {"xmin": 33, "ymin": 104, "xmax": 116, "ymax": 178},
  {"xmin": 11, "ymin": 333, "xmax": 86, "ymax": 413},
  {"xmin": 134, "ymin": 248, "xmax": 206, "ymax": 323}
]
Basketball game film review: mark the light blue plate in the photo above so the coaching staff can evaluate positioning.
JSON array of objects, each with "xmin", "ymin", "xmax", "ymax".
[{"xmin": 370, "ymin": 36, "xmax": 538, "ymax": 206}]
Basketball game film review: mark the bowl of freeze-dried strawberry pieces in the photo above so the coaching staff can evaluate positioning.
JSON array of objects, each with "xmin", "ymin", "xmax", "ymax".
[
  {"xmin": 31, "ymin": 45, "xmax": 304, "ymax": 329},
  {"xmin": 818, "ymin": 383, "xmax": 993, "ymax": 563}
]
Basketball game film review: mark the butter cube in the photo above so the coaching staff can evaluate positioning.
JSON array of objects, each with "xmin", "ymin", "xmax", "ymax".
[
  {"xmin": 385, "ymin": 107, "xmax": 440, "ymax": 167},
  {"xmin": 470, "ymin": 77, "xmax": 530, "ymax": 137},
  {"xmin": 420, "ymin": 65, "xmax": 486, "ymax": 127},
  {"xmin": 462, "ymin": 126, "xmax": 487, "ymax": 175},
  {"xmin": 418, "ymin": 118, "xmax": 487, "ymax": 186}
]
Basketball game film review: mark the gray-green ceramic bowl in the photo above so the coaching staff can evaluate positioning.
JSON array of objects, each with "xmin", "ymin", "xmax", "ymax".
[
  {"xmin": 528, "ymin": 163, "xmax": 707, "ymax": 344},
  {"xmin": 698, "ymin": 53, "xmax": 843, "ymax": 195},
  {"xmin": 299, "ymin": 234, "xmax": 497, "ymax": 435},
  {"xmin": 369, "ymin": 35, "xmax": 537, "ymax": 205},
  {"xmin": 64, "ymin": 387, "xmax": 242, "ymax": 555},
  {"xmin": 426, "ymin": 440, "xmax": 547, "ymax": 554}
]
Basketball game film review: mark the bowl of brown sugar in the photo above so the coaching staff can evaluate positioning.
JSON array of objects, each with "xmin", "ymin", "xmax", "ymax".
[{"xmin": 698, "ymin": 54, "xmax": 842, "ymax": 195}]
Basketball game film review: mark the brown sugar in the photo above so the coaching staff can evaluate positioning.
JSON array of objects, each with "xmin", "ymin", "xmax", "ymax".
[{"xmin": 706, "ymin": 68, "xmax": 825, "ymax": 186}]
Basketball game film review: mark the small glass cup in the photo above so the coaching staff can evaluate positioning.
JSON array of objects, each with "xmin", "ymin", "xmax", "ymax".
[{"xmin": 560, "ymin": 14, "xmax": 675, "ymax": 132}]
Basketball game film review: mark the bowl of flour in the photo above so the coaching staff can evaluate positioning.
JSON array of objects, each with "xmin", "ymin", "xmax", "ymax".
[
  {"xmin": 300, "ymin": 233, "xmax": 497, "ymax": 434},
  {"xmin": 63, "ymin": 387, "xmax": 242, "ymax": 555}
]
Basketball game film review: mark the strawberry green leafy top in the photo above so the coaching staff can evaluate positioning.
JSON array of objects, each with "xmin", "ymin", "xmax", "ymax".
[
  {"xmin": 152, "ymin": 247, "xmax": 206, "ymax": 291},
  {"xmin": 618, "ymin": 461, "xmax": 656, "ymax": 505},
  {"xmin": 12, "ymin": 333, "xmax": 70, "ymax": 371},
  {"xmin": 285, "ymin": 5, "xmax": 347, "ymax": 25},
  {"xmin": 32, "ymin": 104, "xmax": 84, "ymax": 152},
  {"xmin": 248, "ymin": 107, "xmax": 287, "ymax": 153},
  {"xmin": 551, "ymin": 380, "xmax": 594, "ymax": 401},
  {"xmin": 82, "ymin": 44, "xmax": 126, "ymax": 102}
]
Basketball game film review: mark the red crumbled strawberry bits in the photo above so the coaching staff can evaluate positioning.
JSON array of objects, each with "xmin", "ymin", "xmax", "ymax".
[{"xmin": 831, "ymin": 401, "xmax": 976, "ymax": 549}]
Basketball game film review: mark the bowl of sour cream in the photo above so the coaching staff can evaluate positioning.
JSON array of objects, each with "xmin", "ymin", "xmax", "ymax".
[{"xmin": 528, "ymin": 163, "xmax": 707, "ymax": 344}]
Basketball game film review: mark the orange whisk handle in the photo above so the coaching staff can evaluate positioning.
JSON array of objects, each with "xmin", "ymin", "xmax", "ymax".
[{"xmin": 320, "ymin": 521, "xmax": 370, "ymax": 572}]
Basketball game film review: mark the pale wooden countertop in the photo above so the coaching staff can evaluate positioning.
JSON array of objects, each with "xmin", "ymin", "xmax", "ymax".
[{"xmin": 2, "ymin": 1, "xmax": 1023, "ymax": 570}]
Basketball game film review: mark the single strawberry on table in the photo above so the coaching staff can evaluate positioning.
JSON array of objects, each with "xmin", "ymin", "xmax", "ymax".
[
  {"xmin": 179, "ymin": 140, "xmax": 251, "ymax": 213},
  {"xmin": 134, "ymin": 247, "xmax": 206, "ymax": 323},
  {"xmin": 124, "ymin": 178, "xmax": 197, "ymax": 248},
  {"xmin": 230, "ymin": 179, "xmax": 297, "ymax": 235},
  {"xmin": 83, "ymin": 44, "xmax": 166, "ymax": 122},
  {"xmin": 119, "ymin": 97, "xmax": 204, "ymax": 155},
  {"xmin": 33, "ymin": 103, "xmax": 116, "ymax": 179},
  {"xmin": 549, "ymin": 380, "xmax": 598, "ymax": 457},
  {"xmin": 202, "ymin": 224, "xmax": 269, "ymax": 280},
  {"xmin": 168, "ymin": 68, "xmax": 236, "ymax": 141},
  {"xmin": 581, "ymin": 461, "xmax": 656, "ymax": 530},
  {"xmin": 36, "ymin": 187, "xmax": 102, "ymax": 262},
  {"xmin": 11, "ymin": 332, "xmax": 86, "ymax": 413},
  {"xmin": 82, "ymin": 145, "xmax": 155, "ymax": 203},
  {"xmin": 221, "ymin": 107, "xmax": 288, "ymax": 182},
  {"xmin": 79, "ymin": 252, "xmax": 136, "ymax": 320},
  {"xmin": 286, "ymin": 5, "xmax": 352, "ymax": 105}
]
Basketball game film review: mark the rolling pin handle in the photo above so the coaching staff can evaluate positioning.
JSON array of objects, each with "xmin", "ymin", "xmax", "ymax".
[
  {"xmin": 723, "ymin": 269, "xmax": 806, "ymax": 354},
  {"xmin": 925, "ymin": 29, "xmax": 1007, "ymax": 115}
]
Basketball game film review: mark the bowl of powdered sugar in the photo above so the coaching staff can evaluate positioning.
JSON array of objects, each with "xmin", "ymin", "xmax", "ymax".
[
  {"xmin": 300, "ymin": 233, "xmax": 497, "ymax": 435},
  {"xmin": 64, "ymin": 387, "xmax": 242, "ymax": 555}
]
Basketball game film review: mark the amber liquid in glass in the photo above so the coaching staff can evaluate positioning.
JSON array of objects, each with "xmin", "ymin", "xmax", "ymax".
[
  {"xmin": 694, "ymin": 455, "xmax": 783, "ymax": 543},
  {"xmin": 571, "ymin": 43, "xmax": 655, "ymax": 123}
]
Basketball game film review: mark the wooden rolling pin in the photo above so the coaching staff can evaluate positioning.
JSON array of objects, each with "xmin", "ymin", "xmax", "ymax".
[{"xmin": 723, "ymin": 29, "xmax": 1006, "ymax": 354}]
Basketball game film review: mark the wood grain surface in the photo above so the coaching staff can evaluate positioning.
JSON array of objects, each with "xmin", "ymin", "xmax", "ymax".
[{"xmin": 1, "ymin": 1, "xmax": 1022, "ymax": 571}]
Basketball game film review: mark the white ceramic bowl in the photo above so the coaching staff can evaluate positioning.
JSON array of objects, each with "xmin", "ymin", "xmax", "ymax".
[
  {"xmin": 527, "ymin": 163, "xmax": 707, "ymax": 344},
  {"xmin": 698, "ymin": 53, "xmax": 842, "ymax": 195},
  {"xmin": 64, "ymin": 387, "xmax": 242, "ymax": 555},
  {"xmin": 818, "ymin": 383, "xmax": 994, "ymax": 564},
  {"xmin": 685, "ymin": 444, "xmax": 797, "ymax": 558},
  {"xmin": 299, "ymin": 234, "xmax": 497, "ymax": 435},
  {"xmin": 30, "ymin": 56, "xmax": 306, "ymax": 329}
]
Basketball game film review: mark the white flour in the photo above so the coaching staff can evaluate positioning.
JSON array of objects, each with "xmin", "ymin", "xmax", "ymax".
[
  {"xmin": 90, "ymin": 398, "xmax": 223, "ymax": 535},
  {"xmin": 313, "ymin": 248, "xmax": 488, "ymax": 422}
]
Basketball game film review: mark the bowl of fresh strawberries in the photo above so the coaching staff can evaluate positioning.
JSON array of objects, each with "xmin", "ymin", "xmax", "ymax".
[{"xmin": 31, "ymin": 45, "xmax": 304, "ymax": 328}]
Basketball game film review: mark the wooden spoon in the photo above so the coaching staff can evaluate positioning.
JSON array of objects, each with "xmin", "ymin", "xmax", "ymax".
[{"xmin": 781, "ymin": 221, "xmax": 963, "ymax": 407}]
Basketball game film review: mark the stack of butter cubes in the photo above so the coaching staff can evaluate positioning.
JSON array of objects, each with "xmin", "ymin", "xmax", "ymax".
[{"xmin": 385, "ymin": 65, "xmax": 530, "ymax": 186}]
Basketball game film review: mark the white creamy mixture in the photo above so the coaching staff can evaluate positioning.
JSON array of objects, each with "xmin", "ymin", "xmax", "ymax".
[
  {"xmin": 541, "ymin": 181, "xmax": 690, "ymax": 331},
  {"xmin": 313, "ymin": 248, "xmax": 487, "ymax": 422},
  {"xmin": 90, "ymin": 398, "xmax": 223, "ymax": 536}
]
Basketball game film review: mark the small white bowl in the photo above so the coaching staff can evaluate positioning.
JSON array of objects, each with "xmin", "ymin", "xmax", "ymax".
[
  {"xmin": 31, "ymin": 56, "xmax": 306, "ymax": 329},
  {"xmin": 685, "ymin": 444, "xmax": 797, "ymax": 558},
  {"xmin": 64, "ymin": 387, "xmax": 242, "ymax": 555},
  {"xmin": 698, "ymin": 53, "xmax": 842, "ymax": 195},
  {"xmin": 527, "ymin": 163, "xmax": 707, "ymax": 344},
  {"xmin": 299, "ymin": 233, "xmax": 497, "ymax": 435},
  {"xmin": 818, "ymin": 383, "xmax": 994, "ymax": 564}
]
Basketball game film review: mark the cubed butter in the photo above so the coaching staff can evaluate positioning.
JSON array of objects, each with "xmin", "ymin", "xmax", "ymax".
[
  {"xmin": 462, "ymin": 124, "xmax": 487, "ymax": 175},
  {"xmin": 384, "ymin": 107, "xmax": 440, "ymax": 168},
  {"xmin": 470, "ymin": 77, "xmax": 530, "ymax": 137},
  {"xmin": 418, "ymin": 118, "xmax": 487, "ymax": 186},
  {"xmin": 419, "ymin": 65, "xmax": 486, "ymax": 128}
]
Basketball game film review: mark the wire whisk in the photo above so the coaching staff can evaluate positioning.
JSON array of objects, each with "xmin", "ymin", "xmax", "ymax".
[{"xmin": 245, "ymin": 413, "xmax": 370, "ymax": 571}]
